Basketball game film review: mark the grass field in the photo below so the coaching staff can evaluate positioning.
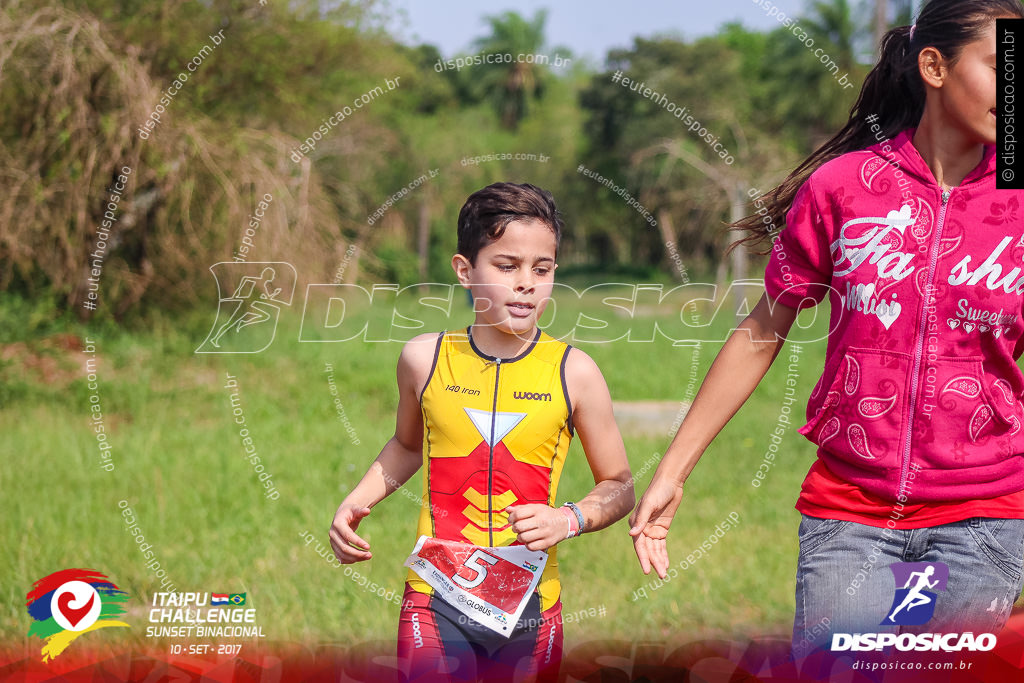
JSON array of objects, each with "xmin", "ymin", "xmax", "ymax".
[{"xmin": 2, "ymin": 282, "xmax": 834, "ymax": 650}]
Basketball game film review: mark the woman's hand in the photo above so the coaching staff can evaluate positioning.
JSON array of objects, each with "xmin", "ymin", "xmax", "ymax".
[{"xmin": 628, "ymin": 477, "xmax": 684, "ymax": 579}]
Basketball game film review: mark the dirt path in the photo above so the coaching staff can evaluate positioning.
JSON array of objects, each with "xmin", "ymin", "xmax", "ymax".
[{"xmin": 611, "ymin": 400, "xmax": 690, "ymax": 438}]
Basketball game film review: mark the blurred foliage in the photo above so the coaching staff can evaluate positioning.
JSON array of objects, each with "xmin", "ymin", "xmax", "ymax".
[
  {"xmin": 1, "ymin": 0, "xmax": 890, "ymax": 320},
  {"xmin": 469, "ymin": 9, "xmax": 553, "ymax": 130}
]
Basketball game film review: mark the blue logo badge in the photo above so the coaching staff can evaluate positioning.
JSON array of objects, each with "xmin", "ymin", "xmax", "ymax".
[{"xmin": 883, "ymin": 562, "xmax": 948, "ymax": 626}]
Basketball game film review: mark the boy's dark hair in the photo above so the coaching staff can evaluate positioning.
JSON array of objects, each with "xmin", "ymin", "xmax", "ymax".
[
  {"xmin": 457, "ymin": 182, "xmax": 564, "ymax": 264},
  {"xmin": 731, "ymin": 0, "xmax": 1023, "ymax": 254}
]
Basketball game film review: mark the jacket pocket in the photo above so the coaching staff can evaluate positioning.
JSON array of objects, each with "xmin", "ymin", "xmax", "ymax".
[
  {"xmin": 913, "ymin": 357, "xmax": 1022, "ymax": 471},
  {"xmin": 798, "ymin": 346, "xmax": 910, "ymax": 471}
]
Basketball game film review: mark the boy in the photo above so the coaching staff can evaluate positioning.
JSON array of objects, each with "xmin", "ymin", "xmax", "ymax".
[{"xmin": 329, "ymin": 182, "xmax": 634, "ymax": 682}]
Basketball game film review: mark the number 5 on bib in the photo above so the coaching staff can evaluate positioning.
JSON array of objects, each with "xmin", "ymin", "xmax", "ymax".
[{"xmin": 403, "ymin": 536, "xmax": 548, "ymax": 636}]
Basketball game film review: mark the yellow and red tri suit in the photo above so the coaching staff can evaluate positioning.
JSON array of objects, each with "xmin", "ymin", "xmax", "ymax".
[{"xmin": 407, "ymin": 327, "xmax": 574, "ymax": 612}]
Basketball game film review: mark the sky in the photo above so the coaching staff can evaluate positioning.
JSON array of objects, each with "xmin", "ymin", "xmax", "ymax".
[{"xmin": 385, "ymin": 0, "xmax": 809, "ymax": 65}]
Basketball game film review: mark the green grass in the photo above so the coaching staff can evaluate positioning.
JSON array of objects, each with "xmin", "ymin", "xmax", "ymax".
[{"xmin": 2, "ymin": 286, "xmax": 828, "ymax": 648}]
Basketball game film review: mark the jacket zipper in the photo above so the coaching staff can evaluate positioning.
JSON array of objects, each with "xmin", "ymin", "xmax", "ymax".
[
  {"xmin": 487, "ymin": 358, "xmax": 501, "ymax": 546},
  {"xmin": 899, "ymin": 188, "xmax": 951, "ymax": 496}
]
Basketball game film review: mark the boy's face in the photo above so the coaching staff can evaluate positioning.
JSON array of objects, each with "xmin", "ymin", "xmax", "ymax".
[{"xmin": 452, "ymin": 218, "xmax": 558, "ymax": 339}]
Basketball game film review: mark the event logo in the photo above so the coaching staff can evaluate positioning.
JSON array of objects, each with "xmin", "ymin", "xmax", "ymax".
[
  {"xmin": 832, "ymin": 561, "xmax": 996, "ymax": 652},
  {"xmin": 26, "ymin": 569, "xmax": 130, "ymax": 662},
  {"xmin": 196, "ymin": 262, "xmax": 296, "ymax": 353},
  {"xmin": 883, "ymin": 562, "xmax": 948, "ymax": 626}
]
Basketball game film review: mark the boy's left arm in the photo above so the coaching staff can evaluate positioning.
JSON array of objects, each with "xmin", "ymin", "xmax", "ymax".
[{"xmin": 508, "ymin": 348, "xmax": 635, "ymax": 551}]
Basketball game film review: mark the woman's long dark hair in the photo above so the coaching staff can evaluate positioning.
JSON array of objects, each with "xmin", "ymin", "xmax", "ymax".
[{"xmin": 733, "ymin": 0, "xmax": 1024, "ymax": 253}]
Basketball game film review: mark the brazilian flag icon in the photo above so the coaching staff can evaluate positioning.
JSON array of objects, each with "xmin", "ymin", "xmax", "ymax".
[{"xmin": 229, "ymin": 593, "xmax": 246, "ymax": 606}]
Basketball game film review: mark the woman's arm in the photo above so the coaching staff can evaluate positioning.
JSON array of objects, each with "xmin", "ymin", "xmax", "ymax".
[{"xmin": 629, "ymin": 293, "xmax": 799, "ymax": 577}]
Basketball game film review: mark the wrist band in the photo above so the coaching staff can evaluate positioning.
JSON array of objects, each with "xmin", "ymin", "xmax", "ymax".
[
  {"xmin": 562, "ymin": 502, "xmax": 585, "ymax": 535},
  {"xmin": 560, "ymin": 507, "xmax": 578, "ymax": 539}
]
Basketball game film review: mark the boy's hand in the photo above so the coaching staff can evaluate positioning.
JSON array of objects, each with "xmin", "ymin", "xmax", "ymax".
[
  {"xmin": 508, "ymin": 504, "xmax": 572, "ymax": 551},
  {"xmin": 628, "ymin": 478, "xmax": 683, "ymax": 579},
  {"xmin": 329, "ymin": 503, "xmax": 373, "ymax": 563}
]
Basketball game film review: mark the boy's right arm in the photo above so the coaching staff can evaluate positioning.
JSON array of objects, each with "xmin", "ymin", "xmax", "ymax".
[
  {"xmin": 629, "ymin": 293, "xmax": 798, "ymax": 577},
  {"xmin": 328, "ymin": 333, "xmax": 437, "ymax": 564}
]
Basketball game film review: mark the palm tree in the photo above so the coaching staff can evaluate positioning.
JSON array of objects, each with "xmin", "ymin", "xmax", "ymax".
[
  {"xmin": 766, "ymin": 0, "xmax": 865, "ymax": 144},
  {"xmin": 471, "ymin": 10, "xmax": 549, "ymax": 130},
  {"xmin": 804, "ymin": 0, "xmax": 860, "ymax": 78}
]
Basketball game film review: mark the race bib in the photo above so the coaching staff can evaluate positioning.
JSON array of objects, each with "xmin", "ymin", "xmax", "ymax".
[{"xmin": 403, "ymin": 536, "xmax": 548, "ymax": 637}]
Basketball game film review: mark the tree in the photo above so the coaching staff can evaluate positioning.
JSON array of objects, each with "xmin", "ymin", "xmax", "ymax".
[
  {"xmin": 874, "ymin": 0, "xmax": 887, "ymax": 50},
  {"xmin": 874, "ymin": 0, "xmax": 916, "ymax": 51},
  {"xmin": 470, "ymin": 9, "xmax": 551, "ymax": 130},
  {"xmin": 761, "ymin": 0, "xmax": 867, "ymax": 148},
  {"xmin": 576, "ymin": 33, "xmax": 796, "ymax": 283}
]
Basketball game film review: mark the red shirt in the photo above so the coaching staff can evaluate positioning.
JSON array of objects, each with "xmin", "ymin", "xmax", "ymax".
[{"xmin": 797, "ymin": 460, "xmax": 1024, "ymax": 529}]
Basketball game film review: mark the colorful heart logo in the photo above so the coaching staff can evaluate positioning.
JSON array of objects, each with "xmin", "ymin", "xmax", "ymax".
[
  {"xmin": 995, "ymin": 328, "xmax": 1003, "ymax": 338},
  {"xmin": 27, "ymin": 569, "xmax": 129, "ymax": 662},
  {"xmin": 947, "ymin": 318, "xmax": 960, "ymax": 330},
  {"xmin": 48, "ymin": 580, "xmax": 102, "ymax": 633},
  {"xmin": 963, "ymin": 322, "xmax": 976, "ymax": 333},
  {"xmin": 979, "ymin": 324, "xmax": 990, "ymax": 333},
  {"xmin": 56, "ymin": 592, "xmax": 95, "ymax": 628}
]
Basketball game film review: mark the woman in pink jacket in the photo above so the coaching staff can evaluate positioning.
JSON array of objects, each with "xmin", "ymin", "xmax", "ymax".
[{"xmin": 630, "ymin": 0, "xmax": 1024, "ymax": 656}]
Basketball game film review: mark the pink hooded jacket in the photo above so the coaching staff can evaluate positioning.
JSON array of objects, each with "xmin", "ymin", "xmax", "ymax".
[{"xmin": 764, "ymin": 128, "xmax": 1024, "ymax": 503}]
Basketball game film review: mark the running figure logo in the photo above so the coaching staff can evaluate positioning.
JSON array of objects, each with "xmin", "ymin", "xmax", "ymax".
[
  {"xmin": 883, "ymin": 562, "xmax": 949, "ymax": 626},
  {"xmin": 196, "ymin": 262, "xmax": 296, "ymax": 353}
]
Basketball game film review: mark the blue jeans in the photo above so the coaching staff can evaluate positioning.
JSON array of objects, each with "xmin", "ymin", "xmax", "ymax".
[{"xmin": 792, "ymin": 514, "xmax": 1024, "ymax": 656}]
